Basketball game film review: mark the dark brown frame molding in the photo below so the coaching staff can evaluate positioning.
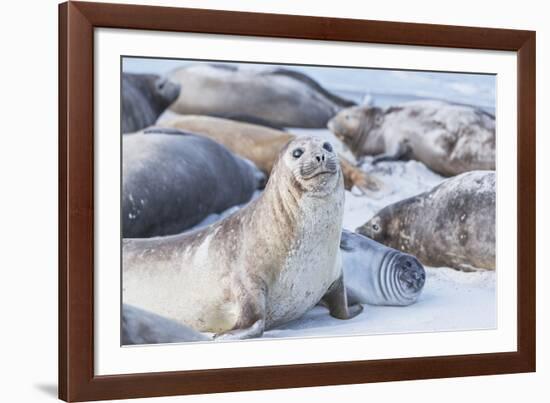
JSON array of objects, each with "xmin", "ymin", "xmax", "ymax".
[{"xmin": 59, "ymin": 1, "xmax": 536, "ymax": 401}]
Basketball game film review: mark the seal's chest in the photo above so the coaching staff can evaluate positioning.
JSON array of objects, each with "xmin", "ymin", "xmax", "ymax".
[
  {"xmin": 267, "ymin": 245, "xmax": 341, "ymax": 326},
  {"xmin": 266, "ymin": 198, "xmax": 343, "ymax": 326}
]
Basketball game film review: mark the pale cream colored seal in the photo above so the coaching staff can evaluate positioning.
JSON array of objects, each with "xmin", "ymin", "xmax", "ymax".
[{"xmin": 328, "ymin": 100, "xmax": 495, "ymax": 176}]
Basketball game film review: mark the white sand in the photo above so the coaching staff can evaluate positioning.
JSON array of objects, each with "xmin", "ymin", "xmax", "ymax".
[{"xmin": 265, "ymin": 267, "xmax": 495, "ymax": 339}]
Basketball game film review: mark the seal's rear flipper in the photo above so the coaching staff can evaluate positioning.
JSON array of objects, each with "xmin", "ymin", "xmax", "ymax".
[{"xmin": 339, "ymin": 156, "xmax": 383, "ymax": 195}]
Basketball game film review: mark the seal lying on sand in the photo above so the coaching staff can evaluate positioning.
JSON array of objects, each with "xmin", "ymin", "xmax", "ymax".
[
  {"xmin": 122, "ymin": 73, "xmax": 180, "ymax": 133},
  {"xmin": 123, "ymin": 129, "xmax": 265, "ymax": 238},
  {"xmin": 122, "ymin": 304, "xmax": 209, "ymax": 345},
  {"xmin": 341, "ymin": 230, "xmax": 425, "ymax": 306},
  {"xmin": 123, "ymin": 137, "xmax": 363, "ymax": 340},
  {"xmin": 328, "ymin": 100, "xmax": 495, "ymax": 176},
  {"xmin": 357, "ymin": 171, "xmax": 495, "ymax": 271},
  {"xmin": 167, "ymin": 64, "xmax": 355, "ymax": 128},
  {"xmin": 159, "ymin": 115, "xmax": 380, "ymax": 193}
]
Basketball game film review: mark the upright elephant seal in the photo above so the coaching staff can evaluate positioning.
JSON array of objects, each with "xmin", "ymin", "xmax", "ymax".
[
  {"xmin": 357, "ymin": 171, "xmax": 495, "ymax": 271},
  {"xmin": 123, "ymin": 137, "xmax": 363, "ymax": 340},
  {"xmin": 122, "ymin": 73, "xmax": 180, "ymax": 133},
  {"xmin": 123, "ymin": 129, "xmax": 265, "ymax": 238},
  {"xmin": 327, "ymin": 100, "xmax": 495, "ymax": 176},
  {"xmin": 340, "ymin": 230, "xmax": 425, "ymax": 306},
  {"xmin": 167, "ymin": 64, "xmax": 355, "ymax": 128},
  {"xmin": 160, "ymin": 115, "xmax": 380, "ymax": 193}
]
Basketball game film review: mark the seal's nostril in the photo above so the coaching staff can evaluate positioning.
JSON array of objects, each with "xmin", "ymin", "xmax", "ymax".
[
  {"xmin": 322, "ymin": 155, "xmax": 325, "ymax": 161},
  {"xmin": 316, "ymin": 156, "xmax": 321, "ymax": 162}
]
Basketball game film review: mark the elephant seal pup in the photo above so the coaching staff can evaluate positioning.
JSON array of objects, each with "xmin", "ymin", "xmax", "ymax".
[
  {"xmin": 167, "ymin": 64, "xmax": 355, "ymax": 128},
  {"xmin": 123, "ymin": 137, "xmax": 363, "ymax": 340},
  {"xmin": 340, "ymin": 230, "xmax": 425, "ymax": 306},
  {"xmin": 122, "ymin": 73, "xmax": 180, "ymax": 133},
  {"xmin": 122, "ymin": 304, "xmax": 210, "ymax": 345},
  {"xmin": 160, "ymin": 115, "xmax": 380, "ymax": 193},
  {"xmin": 327, "ymin": 100, "xmax": 495, "ymax": 176},
  {"xmin": 123, "ymin": 129, "xmax": 265, "ymax": 238},
  {"xmin": 357, "ymin": 171, "xmax": 495, "ymax": 271}
]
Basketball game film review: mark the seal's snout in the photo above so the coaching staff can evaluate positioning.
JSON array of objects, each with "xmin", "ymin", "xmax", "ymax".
[
  {"xmin": 397, "ymin": 255, "xmax": 426, "ymax": 291},
  {"xmin": 156, "ymin": 77, "xmax": 181, "ymax": 103},
  {"xmin": 291, "ymin": 138, "xmax": 339, "ymax": 183}
]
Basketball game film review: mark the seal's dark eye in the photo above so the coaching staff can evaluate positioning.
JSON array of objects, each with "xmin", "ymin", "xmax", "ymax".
[
  {"xmin": 292, "ymin": 148, "xmax": 304, "ymax": 158},
  {"xmin": 372, "ymin": 224, "xmax": 380, "ymax": 231},
  {"xmin": 322, "ymin": 142, "xmax": 333, "ymax": 152}
]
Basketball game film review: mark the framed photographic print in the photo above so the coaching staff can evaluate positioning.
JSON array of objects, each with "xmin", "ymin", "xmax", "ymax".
[{"xmin": 59, "ymin": 1, "xmax": 536, "ymax": 401}]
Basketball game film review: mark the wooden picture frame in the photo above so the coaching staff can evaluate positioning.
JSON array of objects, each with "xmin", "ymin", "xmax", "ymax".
[{"xmin": 59, "ymin": 1, "xmax": 536, "ymax": 401}]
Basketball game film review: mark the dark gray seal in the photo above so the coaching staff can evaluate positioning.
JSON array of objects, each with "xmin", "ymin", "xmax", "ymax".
[
  {"xmin": 123, "ymin": 128, "xmax": 265, "ymax": 238},
  {"xmin": 168, "ymin": 64, "xmax": 355, "ymax": 128},
  {"xmin": 122, "ymin": 73, "xmax": 180, "ymax": 133},
  {"xmin": 357, "ymin": 171, "xmax": 495, "ymax": 271},
  {"xmin": 340, "ymin": 230, "xmax": 425, "ymax": 306},
  {"xmin": 122, "ymin": 304, "xmax": 209, "ymax": 345},
  {"xmin": 123, "ymin": 137, "xmax": 363, "ymax": 340},
  {"xmin": 328, "ymin": 100, "xmax": 495, "ymax": 176}
]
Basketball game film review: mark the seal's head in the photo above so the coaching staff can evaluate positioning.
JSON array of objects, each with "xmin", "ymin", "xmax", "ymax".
[
  {"xmin": 136, "ymin": 74, "xmax": 181, "ymax": 112},
  {"xmin": 356, "ymin": 209, "xmax": 395, "ymax": 246},
  {"xmin": 340, "ymin": 230, "xmax": 425, "ymax": 306},
  {"xmin": 152, "ymin": 76, "xmax": 181, "ymax": 108},
  {"xmin": 327, "ymin": 106, "xmax": 384, "ymax": 150},
  {"xmin": 276, "ymin": 136, "xmax": 341, "ymax": 196}
]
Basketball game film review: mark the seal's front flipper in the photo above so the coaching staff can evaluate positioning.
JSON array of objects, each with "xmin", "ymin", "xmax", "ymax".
[
  {"xmin": 322, "ymin": 275, "xmax": 364, "ymax": 320},
  {"xmin": 345, "ymin": 288, "xmax": 364, "ymax": 307},
  {"xmin": 372, "ymin": 142, "xmax": 411, "ymax": 165},
  {"xmin": 213, "ymin": 319, "xmax": 265, "ymax": 341},
  {"xmin": 214, "ymin": 278, "xmax": 267, "ymax": 340}
]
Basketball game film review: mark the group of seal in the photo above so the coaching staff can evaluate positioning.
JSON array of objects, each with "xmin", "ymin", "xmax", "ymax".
[
  {"xmin": 328, "ymin": 100, "xmax": 495, "ymax": 176},
  {"xmin": 120, "ymin": 61, "xmax": 495, "ymax": 343},
  {"xmin": 158, "ymin": 114, "xmax": 380, "ymax": 193},
  {"xmin": 123, "ymin": 137, "xmax": 363, "ymax": 339},
  {"xmin": 327, "ymin": 100, "xmax": 497, "ymax": 272},
  {"xmin": 122, "ymin": 229, "xmax": 426, "ymax": 345}
]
